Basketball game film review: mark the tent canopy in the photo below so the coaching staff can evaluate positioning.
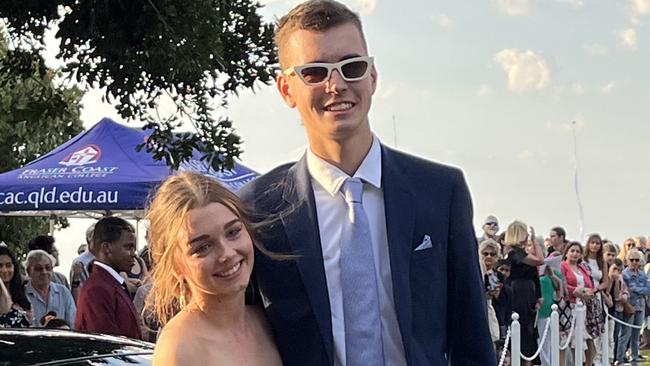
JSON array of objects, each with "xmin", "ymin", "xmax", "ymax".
[{"xmin": 0, "ymin": 118, "xmax": 257, "ymax": 218}]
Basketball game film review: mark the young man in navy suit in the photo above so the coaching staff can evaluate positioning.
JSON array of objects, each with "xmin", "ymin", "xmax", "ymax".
[
  {"xmin": 75, "ymin": 217, "xmax": 141, "ymax": 339},
  {"xmin": 240, "ymin": 1, "xmax": 496, "ymax": 365}
]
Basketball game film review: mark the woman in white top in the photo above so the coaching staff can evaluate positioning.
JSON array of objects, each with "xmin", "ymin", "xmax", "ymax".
[{"xmin": 583, "ymin": 233, "xmax": 609, "ymax": 366}]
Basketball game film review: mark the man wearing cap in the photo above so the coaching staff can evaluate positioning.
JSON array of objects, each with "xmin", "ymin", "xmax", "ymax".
[
  {"xmin": 478, "ymin": 215, "xmax": 499, "ymax": 244},
  {"xmin": 240, "ymin": 1, "xmax": 494, "ymax": 365}
]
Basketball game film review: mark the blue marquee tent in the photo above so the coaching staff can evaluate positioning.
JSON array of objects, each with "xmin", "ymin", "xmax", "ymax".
[{"xmin": 0, "ymin": 118, "xmax": 258, "ymax": 218}]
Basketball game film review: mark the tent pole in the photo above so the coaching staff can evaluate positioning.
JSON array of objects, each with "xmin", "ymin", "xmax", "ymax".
[{"xmin": 135, "ymin": 218, "xmax": 140, "ymax": 249}]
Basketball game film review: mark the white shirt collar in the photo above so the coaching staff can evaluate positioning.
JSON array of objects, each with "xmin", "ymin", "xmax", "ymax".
[
  {"xmin": 93, "ymin": 261, "xmax": 125, "ymax": 285},
  {"xmin": 306, "ymin": 136, "xmax": 382, "ymax": 197}
]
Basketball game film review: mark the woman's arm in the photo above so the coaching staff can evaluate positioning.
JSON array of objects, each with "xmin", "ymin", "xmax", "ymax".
[
  {"xmin": 598, "ymin": 265, "xmax": 610, "ymax": 291},
  {"xmin": 636, "ymin": 273, "xmax": 650, "ymax": 296},
  {"xmin": 613, "ymin": 277, "xmax": 623, "ymax": 301},
  {"xmin": 522, "ymin": 242, "xmax": 544, "ymax": 266}
]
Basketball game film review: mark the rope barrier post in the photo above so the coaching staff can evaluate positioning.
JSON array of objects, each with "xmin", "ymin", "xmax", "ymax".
[
  {"xmin": 550, "ymin": 304, "xmax": 560, "ymax": 366},
  {"xmin": 511, "ymin": 312, "xmax": 521, "ymax": 366},
  {"xmin": 602, "ymin": 301, "xmax": 609, "ymax": 366},
  {"xmin": 574, "ymin": 300, "xmax": 585, "ymax": 366}
]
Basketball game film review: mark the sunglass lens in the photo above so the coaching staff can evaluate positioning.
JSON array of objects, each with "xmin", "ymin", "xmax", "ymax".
[
  {"xmin": 341, "ymin": 60, "xmax": 369, "ymax": 79},
  {"xmin": 300, "ymin": 66, "xmax": 329, "ymax": 84}
]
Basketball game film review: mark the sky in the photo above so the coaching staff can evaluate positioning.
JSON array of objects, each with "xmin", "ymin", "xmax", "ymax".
[{"xmin": 49, "ymin": 0, "xmax": 649, "ymax": 275}]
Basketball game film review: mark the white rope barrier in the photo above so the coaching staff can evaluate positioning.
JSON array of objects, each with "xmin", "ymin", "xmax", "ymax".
[
  {"xmin": 498, "ymin": 327, "xmax": 512, "ymax": 366},
  {"xmin": 605, "ymin": 311, "xmax": 644, "ymax": 329},
  {"xmin": 507, "ymin": 298, "xmax": 645, "ymax": 366},
  {"xmin": 520, "ymin": 316, "xmax": 552, "ymax": 361},
  {"xmin": 559, "ymin": 312, "xmax": 577, "ymax": 351}
]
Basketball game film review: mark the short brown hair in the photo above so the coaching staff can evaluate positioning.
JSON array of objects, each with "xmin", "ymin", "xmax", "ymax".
[{"xmin": 275, "ymin": 0, "xmax": 365, "ymax": 66}]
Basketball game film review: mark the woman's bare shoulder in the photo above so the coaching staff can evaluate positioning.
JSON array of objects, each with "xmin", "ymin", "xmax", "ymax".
[{"xmin": 152, "ymin": 313, "xmax": 207, "ymax": 365}]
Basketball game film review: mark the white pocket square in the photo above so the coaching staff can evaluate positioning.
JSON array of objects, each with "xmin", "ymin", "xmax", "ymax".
[{"xmin": 414, "ymin": 234, "xmax": 433, "ymax": 251}]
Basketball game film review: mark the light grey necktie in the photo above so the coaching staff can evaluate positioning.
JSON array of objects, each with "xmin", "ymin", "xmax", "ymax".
[{"xmin": 340, "ymin": 177, "xmax": 384, "ymax": 365}]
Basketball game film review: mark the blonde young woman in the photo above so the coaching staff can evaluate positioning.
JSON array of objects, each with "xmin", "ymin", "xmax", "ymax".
[
  {"xmin": 618, "ymin": 238, "xmax": 636, "ymax": 266},
  {"xmin": 146, "ymin": 172, "xmax": 283, "ymax": 366},
  {"xmin": 503, "ymin": 221, "xmax": 544, "ymax": 366}
]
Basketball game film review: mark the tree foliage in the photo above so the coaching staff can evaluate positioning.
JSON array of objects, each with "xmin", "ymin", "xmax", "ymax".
[
  {"xmin": 0, "ymin": 0, "xmax": 278, "ymax": 171},
  {"xmin": 0, "ymin": 38, "xmax": 82, "ymax": 257}
]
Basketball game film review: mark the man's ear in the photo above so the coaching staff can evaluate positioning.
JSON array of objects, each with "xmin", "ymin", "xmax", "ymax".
[
  {"xmin": 276, "ymin": 74, "xmax": 297, "ymax": 108},
  {"xmin": 100, "ymin": 242, "xmax": 111, "ymax": 256},
  {"xmin": 370, "ymin": 64, "xmax": 378, "ymax": 95}
]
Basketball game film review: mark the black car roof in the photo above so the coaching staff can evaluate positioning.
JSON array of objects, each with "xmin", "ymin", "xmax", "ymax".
[{"xmin": 0, "ymin": 328, "xmax": 153, "ymax": 366}]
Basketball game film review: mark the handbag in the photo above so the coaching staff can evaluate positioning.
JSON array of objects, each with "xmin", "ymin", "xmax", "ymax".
[
  {"xmin": 554, "ymin": 297, "xmax": 572, "ymax": 331},
  {"xmin": 552, "ymin": 280, "xmax": 572, "ymax": 331},
  {"xmin": 623, "ymin": 301, "xmax": 636, "ymax": 317}
]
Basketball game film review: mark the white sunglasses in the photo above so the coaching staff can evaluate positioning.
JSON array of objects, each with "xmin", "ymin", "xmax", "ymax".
[{"xmin": 283, "ymin": 56, "xmax": 374, "ymax": 86}]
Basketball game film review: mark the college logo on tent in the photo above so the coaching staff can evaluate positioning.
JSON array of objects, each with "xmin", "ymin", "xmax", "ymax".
[{"xmin": 59, "ymin": 144, "xmax": 102, "ymax": 166}]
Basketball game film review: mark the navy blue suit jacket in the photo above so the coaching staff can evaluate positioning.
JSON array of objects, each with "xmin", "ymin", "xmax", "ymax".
[{"xmin": 239, "ymin": 145, "xmax": 495, "ymax": 366}]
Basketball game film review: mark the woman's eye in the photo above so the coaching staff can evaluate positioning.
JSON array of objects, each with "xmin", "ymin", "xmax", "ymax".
[
  {"xmin": 194, "ymin": 243, "xmax": 211, "ymax": 255},
  {"xmin": 227, "ymin": 226, "xmax": 242, "ymax": 239}
]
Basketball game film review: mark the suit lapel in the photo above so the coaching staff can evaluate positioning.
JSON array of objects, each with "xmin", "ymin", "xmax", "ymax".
[
  {"xmin": 281, "ymin": 155, "xmax": 334, "ymax": 363},
  {"xmin": 381, "ymin": 145, "xmax": 416, "ymax": 361},
  {"xmin": 95, "ymin": 265, "xmax": 139, "ymax": 325}
]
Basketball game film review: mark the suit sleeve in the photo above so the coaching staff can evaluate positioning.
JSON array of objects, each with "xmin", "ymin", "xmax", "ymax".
[
  {"xmin": 79, "ymin": 286, "xmax": 122, "ymax": 334},
  {"xmin": 446, "ymin": 171, "xmax": 496, "ymax": 365}
]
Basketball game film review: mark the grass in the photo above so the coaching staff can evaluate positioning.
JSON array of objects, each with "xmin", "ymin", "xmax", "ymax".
[{"xmin": 640, "ymin": 350, "xmax": 650, "ymax": 365}]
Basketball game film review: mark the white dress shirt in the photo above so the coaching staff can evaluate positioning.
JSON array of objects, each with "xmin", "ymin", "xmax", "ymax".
[
  {"xmin": 93, "ymin": 261, "xmax": 125, "ymax": 285},
  {"xmin": 306, "ymin": 137, "xmax": 407, "ymax": 366}
]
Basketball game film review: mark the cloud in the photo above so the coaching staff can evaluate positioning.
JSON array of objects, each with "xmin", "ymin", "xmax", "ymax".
[
  {"xmin": 569, "ymin": 82, "xmax": 585, "ymax": 96},
  {"xmin": 600, "ymin": 82, "xmax": 616, "ymax": 94},
  {"xmin": 437, "ymin": 13, "xmax": 454, "ymax": 29},
  {"xmin": 476, "ymin": 84, "xmax": 494, "ymax": 97},
  {"xmin": 582, "ymin": 43, "xmax": 609, "ymax": 55},
  {"xmin": 557, "ymin": 0, "xmax": 585, "ymax": 7},
  {"xmin": 516, "ymin": 150, "xmax": 535, "ymax": 161},
  {"xmin": 633, "ymin": 0, "xmax": 650, "ymax": 15},
  {"xmin": 494, "ymin": 49, "xmax": 551, "ymax": 93},
  {"xmin": 378, "ymin": 80, "xmax": 403, "ymax": 99},
  {"xmin": 348, "ymin": 0, "xmax": 377, "ymax": 15},
  {"xmin": 619, "ymin": 28, "xmax": 637, "ymax": 50},
  {"xmin": 545, "ymin": 119, "xmax": 586, "ymax": 133},
  {"xmin": 257, "ymin": 0, "xmax": 377, "ymax": 15},
  {"xmin": 494, "ymin": 0, "xmax": 530, "ymax": 15}
]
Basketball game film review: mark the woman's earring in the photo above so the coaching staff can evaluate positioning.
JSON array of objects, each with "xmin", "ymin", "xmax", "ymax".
[{"xmin": 179, "ymin": 279, "xmax": 187, "ymax": 309}]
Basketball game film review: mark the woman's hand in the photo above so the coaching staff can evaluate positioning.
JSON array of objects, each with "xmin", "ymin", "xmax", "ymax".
[
  {"xmin": 535, "ymin": 297, "xmax": 543, "ymax": 311},
  {"xmin": 573, "ymin": 287, "xmax": 594, "ymax": 300}
]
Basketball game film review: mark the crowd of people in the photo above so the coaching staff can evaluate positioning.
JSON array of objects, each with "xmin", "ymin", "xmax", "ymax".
[
  {"xmin": 477, "ymin": 216, "xmax": 650, "ymax": 366},
  {"xmin": 0, "ymin": 220, "xmax": 156, "ymax": 341},
  {"xmin": 6, "ymin": 0, "xmax": 646, "ymax": 365}
]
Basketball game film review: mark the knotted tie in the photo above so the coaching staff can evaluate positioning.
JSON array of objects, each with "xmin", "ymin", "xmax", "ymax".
[{"xmin": 339, "ymin": 178, "xmax": 384, "ymax": 365}]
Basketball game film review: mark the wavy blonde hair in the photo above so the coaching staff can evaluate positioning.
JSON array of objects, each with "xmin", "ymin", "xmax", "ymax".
[
  {"xmin": 618, "ymin": 237, "xmax": 635, "ymax": 263},
  {"xmin": 145, "ymin": 172, "xmax": 277, "ymax": 327},
  {"xmin": 504, "ymin": 220, "xmax": 528, "ymax": 247}
]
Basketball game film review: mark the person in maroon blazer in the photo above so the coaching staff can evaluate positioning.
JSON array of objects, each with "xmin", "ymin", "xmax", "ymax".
[{"xmin": 75, "ymin": 216, "xmax": 142, "ymax": 339}]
